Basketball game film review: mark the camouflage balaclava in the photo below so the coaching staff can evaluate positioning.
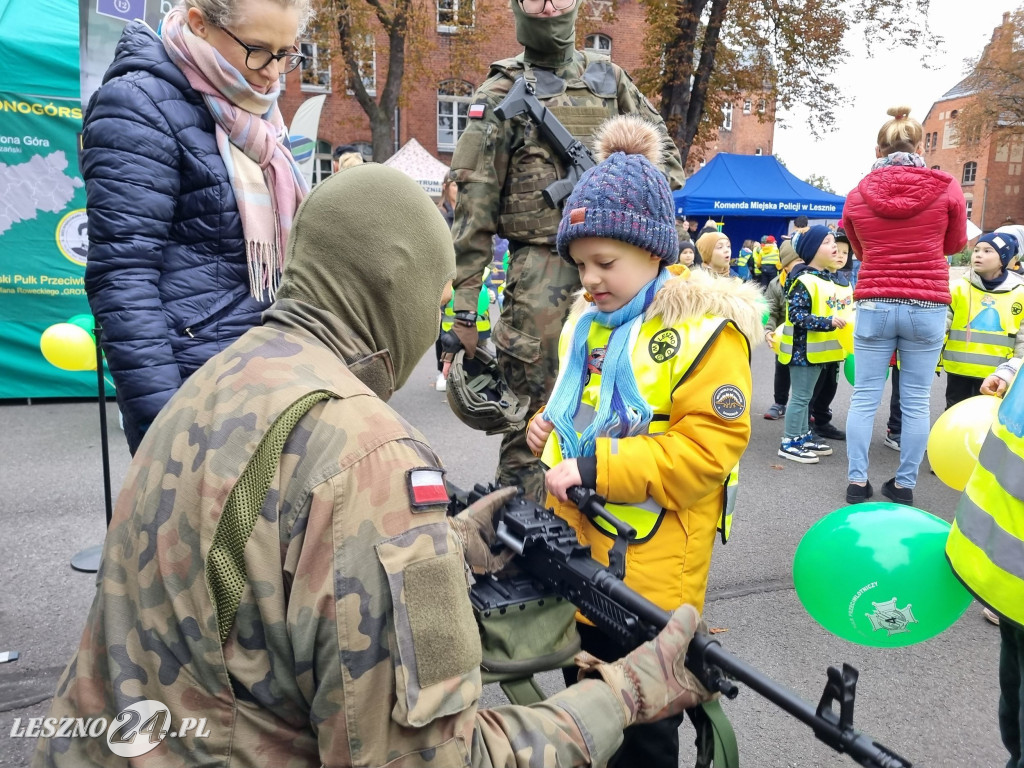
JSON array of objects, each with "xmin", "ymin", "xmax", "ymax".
[
  {"xmin": 511, "ymin": 0, "xmax": 579, "ymax": 68},
  {"xmin": 274, "ymin": 165, "xmax": 456, "ymax": 396}
]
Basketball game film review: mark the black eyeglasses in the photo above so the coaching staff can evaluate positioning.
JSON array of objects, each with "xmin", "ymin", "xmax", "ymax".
[
  {"xmin": 218, "ymin": 26, "xmax": 306, "ymax": 73},
  {"xmin": 518, "ymin": 0, "xmax": 575, "ymax": 15}
]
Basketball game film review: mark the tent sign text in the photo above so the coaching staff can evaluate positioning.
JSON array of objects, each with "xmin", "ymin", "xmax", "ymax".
[{"xmin": 712, "ymin": 200, "xmax": 840, "ymax": 214}]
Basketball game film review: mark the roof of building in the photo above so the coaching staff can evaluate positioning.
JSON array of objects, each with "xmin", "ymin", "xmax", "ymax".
[{"xmin": 941, "ymin": 76, "xmax": 977, "ymax": 100}]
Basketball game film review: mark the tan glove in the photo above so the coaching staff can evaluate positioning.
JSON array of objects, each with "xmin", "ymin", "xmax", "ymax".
[
  {"xmin": 453, "ymin": 320, "xmax": 479, "ymax": 359},
  {"xmin": 448, "ymin": 487, "xmax": 518, "ymax": 574},
  {"xmin": 575, "ymin": 604, "xmax": 712, "ymax": 725}
]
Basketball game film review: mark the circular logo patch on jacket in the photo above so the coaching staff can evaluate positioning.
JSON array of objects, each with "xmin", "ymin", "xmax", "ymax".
[
  {"xmin": 712, "ymin": 384, "xmax": 746, "ymax": 420},
  {"xmin": 649, "ymin": 329, "xmax": 680, "ymax": 363},
  {"xmin": 1012, "ymin": 301, "xmax": 1022, "ymax": 316}
]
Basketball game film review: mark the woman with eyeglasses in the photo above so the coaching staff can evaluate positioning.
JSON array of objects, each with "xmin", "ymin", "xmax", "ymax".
[{"xmin": 81, "ymin": 0, "xmax": 312, "ymax": 455}]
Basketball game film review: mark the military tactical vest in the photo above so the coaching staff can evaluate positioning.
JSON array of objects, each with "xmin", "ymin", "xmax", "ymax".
[{"xmin": 493, "ymin": 53, "xmax": 622, "ymax": 245}]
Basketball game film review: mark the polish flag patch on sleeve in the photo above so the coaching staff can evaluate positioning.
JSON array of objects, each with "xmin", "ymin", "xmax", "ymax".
[
  {"xmin": 407, "ymin": 467, "xmax": 449, "ymax": 508},
  {"xmin": 468, "ymin": 103, "xmax": 486, "ymax": 119}
]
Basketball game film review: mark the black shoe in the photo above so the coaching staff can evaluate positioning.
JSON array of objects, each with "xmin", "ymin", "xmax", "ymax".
[
  {"xmin": 881, "ymin": 478, "xmax": 913, "ymax": 505},
  {"xmin": 814, "ymin": 422, "xmax": 846, "ymax": 441},
  {"xmin": 846, "ymin": 481, "xmax": 873, "ymax": 504}
]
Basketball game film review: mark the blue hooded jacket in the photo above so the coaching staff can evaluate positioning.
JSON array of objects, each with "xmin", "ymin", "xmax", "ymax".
[{"xmin": 82, "ymin": 21, "xmax": 271, "ymax": 453}]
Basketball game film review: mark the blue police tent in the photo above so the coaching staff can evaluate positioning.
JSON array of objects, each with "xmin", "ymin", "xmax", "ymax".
[{"xmin": 674, "ymin": 153, "xmax": 846, "ymax": 249}]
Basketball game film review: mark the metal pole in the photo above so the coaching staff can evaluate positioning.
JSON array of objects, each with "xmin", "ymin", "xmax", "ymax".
[{"xmin": 70, "ymin": 323, "xmax": 112, "ymax": 572}]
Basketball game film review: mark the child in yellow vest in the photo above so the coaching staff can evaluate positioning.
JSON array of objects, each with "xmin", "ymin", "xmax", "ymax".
[
  {"xmin": 776, "ymin": 225, "xmax": 851, "ymax": 463},
  {"xmin": 524, "ymin": 114, "xmax": 764, "ymax": 768},
  {"xmin": 941, "ymin": 232, "xmax": 1024, "ymax": 408}
]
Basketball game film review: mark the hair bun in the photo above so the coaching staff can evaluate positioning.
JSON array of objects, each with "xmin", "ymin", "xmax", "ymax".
[
  {"xmin": 593, "ymin": 114, "xmax": 666, "ymax": 164},
  {"xmin": 887, "ymin": 105, "xmax": 912, "ymax": 120}
]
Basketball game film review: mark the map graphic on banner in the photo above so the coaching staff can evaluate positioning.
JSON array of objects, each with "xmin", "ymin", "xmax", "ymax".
[{"xmin": 0, "ymin": 152, "xmax": 83, "ymax": 236}]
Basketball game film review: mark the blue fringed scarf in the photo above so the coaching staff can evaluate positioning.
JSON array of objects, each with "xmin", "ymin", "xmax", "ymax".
[{"xmin": 544, "ymin": 269, "xmax": 670, "ymax": 458}]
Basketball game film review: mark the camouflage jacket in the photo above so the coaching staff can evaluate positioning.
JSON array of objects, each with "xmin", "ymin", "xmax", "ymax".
[
  {"xmin": 34, "ymin": 302, "xmax": 626, "ymax": 768},
  {"xmin": 450, "ymin": 51, "xmax": 686, "ymax": 314}
]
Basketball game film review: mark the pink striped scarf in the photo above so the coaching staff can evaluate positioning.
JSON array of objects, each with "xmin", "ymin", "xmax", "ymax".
[{"xmin": 162, "ymin": 7, "xmax": 309, "ymax": 301}]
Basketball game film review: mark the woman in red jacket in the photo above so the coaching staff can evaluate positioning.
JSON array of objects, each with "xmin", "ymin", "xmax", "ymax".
[{"xmin": 841, "ymin": 106, "xmax": 967, "ymax": 507}]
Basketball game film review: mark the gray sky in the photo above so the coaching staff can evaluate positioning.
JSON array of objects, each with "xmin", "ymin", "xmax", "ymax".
[{"xmin": 773, "ymin": 0, "xmax": 1014, "ymax": 196}]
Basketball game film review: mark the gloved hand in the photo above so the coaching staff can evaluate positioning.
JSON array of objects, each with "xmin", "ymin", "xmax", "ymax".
[
  {"xmin": 452, "ymin": 320, "xmax": 479, "ymax": 359},
  {"xmin": 575, "ymin": 604, "xmax": 712, "ymax": 725},
  {"xmin": 448, "ymin": 486, "xmax": 518, "ymax": 574}
]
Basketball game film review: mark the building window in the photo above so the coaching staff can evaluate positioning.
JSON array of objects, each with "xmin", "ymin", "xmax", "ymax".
[
  {"xmin": 932, "ymin": 131, "xmax": 938, "ymax": 149},
  {"xmin": 300, "ymin": 39, "xmax": 331, "ymax": 92},
  {"xmin": 584, "ymin": 33, "xmax": 612, "ymax": 56},
  {"xmin": 754, "ymin": 147, "xmax": 763, "ymax": 156},
  {"xmin": 311, "ymin": 140, "xmax": 333, "ymax": 185},
  {"xmin": 279, "ymin": 72, "xmax": 288, "ymax": 90},
  {"xmin": 743, "ymin": 99, "xmax": 751, "ymax": 114},
  {"xmin": 438, "ymin": 0, "xmax": 474, "ymax": 32},
  {"xmin": 437, "ymin": 80, "xmax": 474, "ymax": 152},
  {"xmin": 931, "ymin": 165, "xmax": 941, "ymax": 170},
  {"xmin": 757, "ymin": 99, "xmax": 766, "ymax": 113},
  {"xmin": 721, "ymin": 102, "xmax": 733, "ymax": 131},
  {"xmin": 962, "ymin": 161, "xmax": 977, "ymax": 184},
  {"xmin": 925, "ymin": 133, "xmax": 931, "ymax": 152},
  {"xmin": 345, "ymin": 36, "xmax": 376, "ymax": 96},
  {"xmin": 965, "ymin": 199, "xmax": 974, "ymax": 220}
]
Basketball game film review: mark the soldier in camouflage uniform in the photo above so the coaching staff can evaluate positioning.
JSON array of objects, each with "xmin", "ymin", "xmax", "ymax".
[
  {"xmin": 448, "ymin": 0, "xmax": 685, "ymax": 502},
  {"xmin": 34, "ymin": 165, "xmax": 709, "ymax": 767}
]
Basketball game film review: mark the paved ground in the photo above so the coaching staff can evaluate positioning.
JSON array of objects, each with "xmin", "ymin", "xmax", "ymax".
[{"xmin": 0, "ymin": 340, "xmax": 1004, "ymax": 767}]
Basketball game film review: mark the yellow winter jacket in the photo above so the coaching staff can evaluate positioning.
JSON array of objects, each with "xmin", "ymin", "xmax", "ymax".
[{"xmin": 541, "ymin": 267, "xmax": 763, "ymax": 614}]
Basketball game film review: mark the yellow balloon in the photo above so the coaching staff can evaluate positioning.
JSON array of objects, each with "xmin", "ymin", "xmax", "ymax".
[
  {"xmin": 770, "ymin": 325, "xmax": 784, "ymax": 354},
  {"xmin": 836, "ymin": 313, "xmax": 855, "ymax": 355},
  {"xmin": 40, "ymin": 323, "xmax": 97, "ymax": 372},
  {"xmin": 927, "ymin": 395, "xmax": 1001, "ymax": 491}
]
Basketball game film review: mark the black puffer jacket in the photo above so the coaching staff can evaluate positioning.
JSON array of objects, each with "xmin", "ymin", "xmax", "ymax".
[{"xmin": 82, "ymin": 21, "xmax": 269, "ymax": 453}]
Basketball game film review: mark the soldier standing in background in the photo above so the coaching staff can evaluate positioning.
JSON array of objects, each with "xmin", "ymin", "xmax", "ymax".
[
  {"xmin": 447, "ymin": 0, "xmax": 685, "ymax": 501},
  {"xmin": 34, "ymin": 165, "xmax": 709, "ymax": 768}
]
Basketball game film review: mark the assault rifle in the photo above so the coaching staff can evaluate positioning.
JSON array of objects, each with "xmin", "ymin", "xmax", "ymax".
[
  {"xmin": 493, "ymin": 77, "xmax": 596, "ymax": 208},
  {"xmin": 450, "ymin": 484, "xmax": 912, "ymax": 768}
]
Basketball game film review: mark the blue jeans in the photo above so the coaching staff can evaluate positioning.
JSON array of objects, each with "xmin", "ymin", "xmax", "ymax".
[
  {"xmin": 845, "ymin": 302, "xmax": 946, "ymax": 488},
  {"xmin": 783, "ymin": 364, "xmax": 822, "ymax": 440}
]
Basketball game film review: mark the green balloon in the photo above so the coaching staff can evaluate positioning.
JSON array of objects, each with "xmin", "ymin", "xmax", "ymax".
[
  {"xmin": 793, "ymin": 503, "xmax": 972, "ymax": 647},
  {"xmin": 67, "ymin": 313, "xmax": 96, "ymax": 341}
]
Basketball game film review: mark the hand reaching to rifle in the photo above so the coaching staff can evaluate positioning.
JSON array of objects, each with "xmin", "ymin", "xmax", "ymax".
[{"xmin": 575, "ymin": 604, "xmax": 713, "ymax": 725}]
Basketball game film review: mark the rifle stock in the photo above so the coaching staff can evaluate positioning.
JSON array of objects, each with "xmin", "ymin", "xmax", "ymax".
[{"xmin": 454, "ymin": 484, "xmax": 912, "ymax": 768}]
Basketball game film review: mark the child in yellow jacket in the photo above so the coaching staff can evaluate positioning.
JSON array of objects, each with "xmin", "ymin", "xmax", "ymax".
[{"xmin": 525, "ymin": 114, "xmax": 764, "ymax": 768}]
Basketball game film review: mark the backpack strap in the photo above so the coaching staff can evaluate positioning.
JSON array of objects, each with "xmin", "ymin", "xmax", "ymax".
[{"xmin": 207, "ymin": 389, "xmax": 334, "ymax": 644}]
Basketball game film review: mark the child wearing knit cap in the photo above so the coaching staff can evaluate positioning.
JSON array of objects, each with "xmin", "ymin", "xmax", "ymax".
[
  {"xmin": 941, "ymin": 231, "xmax": 1024, "ymax": 408},
  {"xmin": 524, "ymin": 114, "xmax": 764, "ymax": 768},
  {"xmin": 776, "ymin": 225, "xmax": 851, "ymax": 463},
  {"xmin": 678, "ymin": 239, "xmax": 697, "ymax": 267},
  {"xmin": 696, "ymin": 230, "xmax": 733, "ymax": 277}
]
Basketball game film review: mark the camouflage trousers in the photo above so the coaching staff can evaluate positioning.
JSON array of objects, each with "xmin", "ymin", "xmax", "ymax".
[{"xmin": 492, "ymin": 243, "xmax": 580, "ymax": 503}]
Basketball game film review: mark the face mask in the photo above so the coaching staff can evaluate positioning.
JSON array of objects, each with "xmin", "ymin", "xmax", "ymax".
[{"xmin": 511, "ymin": 0, "xmax": 578, "ymax": 68}]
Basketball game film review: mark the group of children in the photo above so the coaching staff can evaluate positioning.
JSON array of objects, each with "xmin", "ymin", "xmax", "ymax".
[{"xmin": 481, "ymin": 111, "xmax": 1024, "ymax": 767}]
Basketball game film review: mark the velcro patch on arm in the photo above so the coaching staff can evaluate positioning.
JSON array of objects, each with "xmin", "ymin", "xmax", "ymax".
[
  {"xmin": 468, "ymin": 103, "xmax": 486, "ymax": 119},
  {"xmin": 404, "ymin": 554, "xmax": 481, "ymax": 687}
]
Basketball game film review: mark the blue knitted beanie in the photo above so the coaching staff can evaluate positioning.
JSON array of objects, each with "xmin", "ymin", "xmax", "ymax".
[
  {"xmin": 556, "ymin": 116, "xmax": 679, "ymax": 265},
  {"xmin": 977, "ymin": 232, "xmax": 1019, "ymax": 267},
  {"xmin": 793, "ymin": 224, "xmax": 831, "ymax": 264}
]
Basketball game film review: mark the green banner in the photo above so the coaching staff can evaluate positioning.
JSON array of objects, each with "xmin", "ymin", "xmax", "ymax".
[{"xmin": 0, "ymin": 94, "xmax": 108, "ymax": 398}]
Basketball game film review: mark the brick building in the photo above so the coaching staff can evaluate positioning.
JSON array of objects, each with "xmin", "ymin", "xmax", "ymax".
[
  {"xmin": 277, "ymin": 0, "xmax": 774, "ymax": 184},
  {"xmin": 922, "ymin": 11, "xmax": 1024, "ymax": 231}
]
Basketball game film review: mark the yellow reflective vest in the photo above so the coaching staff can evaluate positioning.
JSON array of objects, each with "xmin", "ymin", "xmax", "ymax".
[
  {"xmin": 946, "ymin": 370, "xmax": 1024, "ymax": 625},
  {"xmin": 441, "ymin": 268, "xmax": 492, "ymax": 334},
  {"xmin": 777, "ymin": 272, "xmax": 852, "ymax": 365},
  {"xmin": 759, "ymin": 244, "xmax": 781, "ymax": 269},
  {"xmin": 540, "ymin": 270, "xmax": 756, "ymax": 613},
  {"xmin": 942, "ymin": 278, "xmax": 1024, "ymax": 378}
]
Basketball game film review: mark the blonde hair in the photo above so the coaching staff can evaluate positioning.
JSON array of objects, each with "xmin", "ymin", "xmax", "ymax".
[
  {"xmin": 181, "ymin": 0, "xmax": 314, "ymax": 36},
  {"xmin": 336, "ymin": 152, "xmax": 364, "ymax": 170},
  {"xmin": 877, "ymin": 105, "xmax": 924, "ymax": 155}
]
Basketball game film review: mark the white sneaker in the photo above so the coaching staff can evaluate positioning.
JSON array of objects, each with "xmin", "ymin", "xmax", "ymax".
[{"xmin": 434, "ymin": 373, "xmax": 447, "ymax": 392}]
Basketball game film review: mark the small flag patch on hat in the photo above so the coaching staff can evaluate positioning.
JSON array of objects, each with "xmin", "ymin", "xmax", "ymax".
[
  {"xmin": 407, "ymin": 468, "xmax": 449, "ymax": 508},
  {"xmin": 468, "ymin": 104, "xmax": 486, "ymax": 119}
]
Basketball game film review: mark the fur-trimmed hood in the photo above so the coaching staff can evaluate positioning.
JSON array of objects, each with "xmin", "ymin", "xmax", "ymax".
[{"xmin": 569, "ymin": 265, "xmax": 765, "ymax": 347}]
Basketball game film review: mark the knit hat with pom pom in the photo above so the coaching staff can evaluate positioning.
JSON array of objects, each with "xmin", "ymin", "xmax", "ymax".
[{"xmin": 556, "ymin": 114, "xmax": 678, "ymax": 265}]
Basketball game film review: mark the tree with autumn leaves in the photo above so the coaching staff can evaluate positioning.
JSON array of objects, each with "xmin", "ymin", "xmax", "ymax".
[{"xmin": 309, "ymin": 0, "xmax": 934, "ymax": 165}]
